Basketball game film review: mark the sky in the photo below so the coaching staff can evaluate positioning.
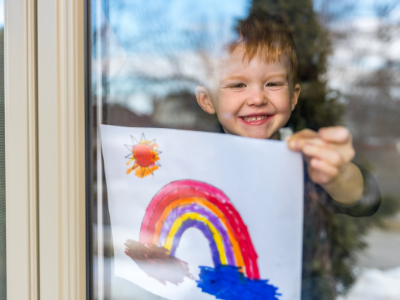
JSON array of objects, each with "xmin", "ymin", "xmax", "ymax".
[
  {"xmin": 0, "ymin": 0, "xmax": 3, "ymax": 28},
  {"xmin": 97, "ymin": 0, "xmax": 399, "ymax": 59},
  {"xmin": 94, "ymin": 0, "xmax": 250, "ymax": 56}
]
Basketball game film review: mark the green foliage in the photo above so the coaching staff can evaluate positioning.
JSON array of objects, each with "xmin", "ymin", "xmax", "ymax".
[{"xmin": 251, "ymin": 0, "xmax": 344, "ymax": 131}]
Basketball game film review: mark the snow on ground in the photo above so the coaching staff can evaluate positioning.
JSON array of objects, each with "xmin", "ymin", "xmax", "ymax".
[
  {"xmin": 338, "ymin": 267, "xmax": 400, "ymax": 300},
  {"xmin": 338, "ymin": 228, "xmax": 400, "ymax": 300}
]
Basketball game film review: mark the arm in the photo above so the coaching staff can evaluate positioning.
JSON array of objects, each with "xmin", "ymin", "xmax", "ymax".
[
  {"xmin": 310, "ymin": 163, "xmax": 381, "ymax": 217},
  {"xmin": 318, "ymin": 162, "xmax": 363, "ymax": 205}
]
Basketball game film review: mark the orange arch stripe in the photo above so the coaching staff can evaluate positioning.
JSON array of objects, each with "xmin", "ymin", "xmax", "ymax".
[{"xmin": 152, "ymin": 196, "xmax": 245, "ymax": 271}]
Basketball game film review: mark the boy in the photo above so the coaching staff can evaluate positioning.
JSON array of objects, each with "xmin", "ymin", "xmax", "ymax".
[{"xmin": 195, "ymin": 10, "xmax": 381, "ymax": 299}]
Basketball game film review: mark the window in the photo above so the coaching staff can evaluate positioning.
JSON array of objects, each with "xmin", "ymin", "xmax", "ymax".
[{"xmin": 4, "ymin": 0, "xmax": 399, "ymax": 299}]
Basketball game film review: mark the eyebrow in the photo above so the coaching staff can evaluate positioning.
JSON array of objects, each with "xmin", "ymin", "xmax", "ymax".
[
  {"xmin": 266, "ymin": 73, "xmax": 287, "ymax": 80},
  {"xmin": 222, "ymin": 73, "xmax": 288, "ymax": 82},
  {"xmin": 222, "ymin": 75, "xmax": 247, "ymax": 82}
]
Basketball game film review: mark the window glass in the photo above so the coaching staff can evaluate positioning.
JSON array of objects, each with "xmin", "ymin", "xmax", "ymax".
[
  {"xmin": 0, "ymin": 0, "xmax": 6, "ymax": 298},
  {"xmin": 87, "ymin": 1, "xmax": 400, "ymax": 299}
]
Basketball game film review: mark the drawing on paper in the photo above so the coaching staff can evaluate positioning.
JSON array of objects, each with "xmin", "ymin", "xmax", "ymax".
[
  {"xmin": 125, "ymin": 180, "xmax": 280, "ymax": 299},
  {"xmin": 125, "ymin": 133, "xmax": 161, "ymax": 178},
  {"xmin": 124, "ymin": 239, "xmax": 194, "ymax": 285}
]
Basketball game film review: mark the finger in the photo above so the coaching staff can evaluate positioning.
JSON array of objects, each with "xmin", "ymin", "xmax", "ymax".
[
  {"xmin": 288, "ymin": 129, "xmax": 318, "ymax": 143},
  {"xmin": 287, "ymin": 129, "xmax": 318, "ymax": 150},
  {"xmin": 286, "ymin": 129, "xmax": 318, "ymax": 151},
  {"xmin": 308, "ymin": 169, "xmax": 333, "ymax": 186},
  {"xmin": 124, "ymin": 239, "xmax": 134, "ymax": 247},
  {"xmin": 309, "ymin": 140, "xmax": 355, "ymax": 163},
  {"xmin": 298, "ymin": 138, "xmax": 327, "ymax": 147},
  {"xmin": 309, "ymin": 158, "xmax": 339, "ymax": 180},
  {"xmin": 303, "ymin": 144, "xmax": 344, "ymax": 166},
  {"xmin": 318, "ymin": 126, "xmax": 351, "ymax": 144},
  {"xmin": 288, "ymin": 137, "xmax": 326, "ymax": 151}
]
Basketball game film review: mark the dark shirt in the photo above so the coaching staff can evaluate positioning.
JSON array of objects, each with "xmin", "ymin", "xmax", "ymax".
[{"xmin": 301, "ymin": 161, "xmax": 381, "ymax": 299}]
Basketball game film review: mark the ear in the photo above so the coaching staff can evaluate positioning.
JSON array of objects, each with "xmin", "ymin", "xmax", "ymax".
[
  {"xmin": 195, "ymin": 86, "xmax": 216, "ymax": 114},
  {"xmin": 291, "ymin": 84, "xmax": 301, "ymax": 111}
]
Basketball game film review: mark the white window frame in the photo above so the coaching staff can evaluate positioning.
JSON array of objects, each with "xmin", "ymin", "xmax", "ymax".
[{"xmin": 5, "ymin": 0, "xmax": 86, "ymax": 299}]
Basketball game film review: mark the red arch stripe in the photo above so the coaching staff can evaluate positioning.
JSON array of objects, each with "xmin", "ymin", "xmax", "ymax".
[{"xmin": 139, "ymin": 180, "xmax": 260, "ymax": 279}]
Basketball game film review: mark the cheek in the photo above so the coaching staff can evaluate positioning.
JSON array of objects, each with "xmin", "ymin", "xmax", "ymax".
[
  {"xmin": 270, "ymin": 91, "xmax": 292, "ymax": 113},
  {"xmin": 213, "ymin": 97, "xmax": 232, "ymax": 125},
  {"xmin": 216, "ymin": 93, "xmax": 242, "ymax": 116}
]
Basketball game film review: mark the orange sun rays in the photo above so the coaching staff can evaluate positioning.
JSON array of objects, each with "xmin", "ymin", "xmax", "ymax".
[{"xmin": 125, "ymin": 133, "xmax": 161, "ymax": 178}]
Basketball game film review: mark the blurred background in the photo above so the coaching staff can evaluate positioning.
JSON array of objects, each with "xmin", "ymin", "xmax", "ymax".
[{"xmin": 90, "ymin": 0, "xmax": 400, "ymax": 299}]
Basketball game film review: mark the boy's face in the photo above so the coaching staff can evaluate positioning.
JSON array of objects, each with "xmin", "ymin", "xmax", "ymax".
[{"xmin": 196, "ymin": 47, "xmax": 301, "ymax": 139}]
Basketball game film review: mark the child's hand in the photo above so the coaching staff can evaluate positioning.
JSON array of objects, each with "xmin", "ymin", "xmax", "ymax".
[
  {"xmin": 287, "ymin": 126, "xmax": 354, "ymax": 185},
  {"xmin": 287, "ymin": 126, "xmax": 363, "ymax": 205}
]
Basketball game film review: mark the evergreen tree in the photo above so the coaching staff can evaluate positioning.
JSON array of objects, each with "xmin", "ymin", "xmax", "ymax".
[{"xmin": 252, "ymin": 0, "xmax": 343, "ymax": 131}]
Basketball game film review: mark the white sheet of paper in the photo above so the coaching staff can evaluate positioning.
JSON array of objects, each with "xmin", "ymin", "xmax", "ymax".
[{"xmin": 101, "ymin": 125, "xmax": 304, "ymax": 300}]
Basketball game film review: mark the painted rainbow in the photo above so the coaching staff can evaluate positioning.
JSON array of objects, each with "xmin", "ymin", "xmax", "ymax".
[{"xmin": 139, "ymin": 179, "xmax": 260, "ymax": 280}]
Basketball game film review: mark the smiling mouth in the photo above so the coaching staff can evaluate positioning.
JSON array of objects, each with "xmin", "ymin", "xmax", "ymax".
[
  {"xmin": 242, "ymin": 115, "xmax": 268, "ymax": 122},
  {"xmin": 239, "ymin": 114, "xmax": 273, "ymax": 125}
]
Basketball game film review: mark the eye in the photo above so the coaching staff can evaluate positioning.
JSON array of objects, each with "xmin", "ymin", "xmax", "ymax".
[
  {"xmin": 229, "ymin": 83, "xmax": 246, "ymax": 89},
  {"xmin": 266, "ymin": 82, "xmax": 280, "ymax": 87}
]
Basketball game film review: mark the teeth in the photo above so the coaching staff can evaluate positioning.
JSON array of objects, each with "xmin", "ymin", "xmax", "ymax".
[{"xmin": 243, "ymin": 116, "xmax": 268, "ymax": 122}]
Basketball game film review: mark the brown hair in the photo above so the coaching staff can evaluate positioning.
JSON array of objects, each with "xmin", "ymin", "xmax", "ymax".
[{"xmin": 229, "ymin": 9, "xmax": 298, "ymax": 93}]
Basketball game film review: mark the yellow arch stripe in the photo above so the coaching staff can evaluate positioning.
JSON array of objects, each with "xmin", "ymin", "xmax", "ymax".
[
  {"xmin": 152, "ymin": 196, "xmax": 244, "ymax": 269},
  {"xmin": 164, "ymin": 212, "xmax": 228, "ymax": 265}
]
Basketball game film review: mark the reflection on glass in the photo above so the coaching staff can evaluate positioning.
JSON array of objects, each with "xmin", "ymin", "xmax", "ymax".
[{"xmin": 89, "ymin": 1, "xmax": 400, "ymax": 299}]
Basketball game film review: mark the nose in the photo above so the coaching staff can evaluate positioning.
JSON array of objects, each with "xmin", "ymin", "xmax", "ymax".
[{"xmin": 246, "ymin": 86, "xmax": 268, "ymax": 107}]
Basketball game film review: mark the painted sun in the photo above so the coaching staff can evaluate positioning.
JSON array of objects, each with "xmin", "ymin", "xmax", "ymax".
[{"xmin": 125, "ymin": 133, "xmax": 161, "ymax": 178}]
